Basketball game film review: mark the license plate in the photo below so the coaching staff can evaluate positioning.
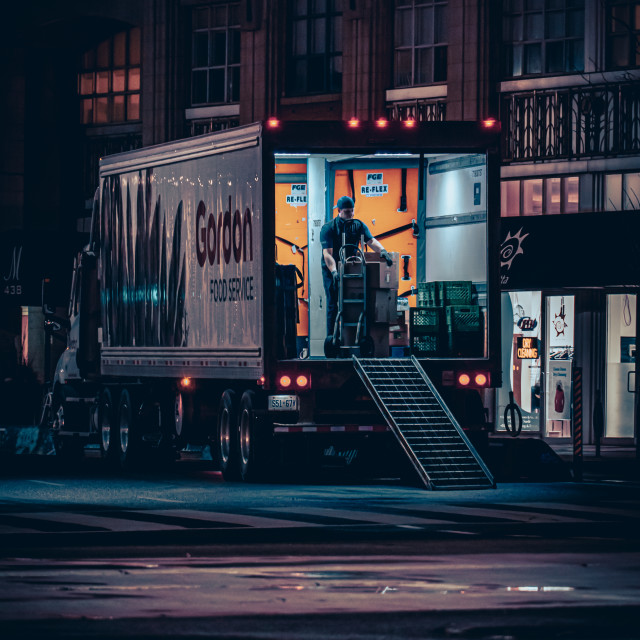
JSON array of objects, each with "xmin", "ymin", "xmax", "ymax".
[{"xmin": 268, "ymin": 395, "xmax": 299, "ymax": 411}]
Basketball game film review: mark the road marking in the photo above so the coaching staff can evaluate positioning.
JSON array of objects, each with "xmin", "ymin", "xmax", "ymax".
[
  {"xmin": 511, "ymin": 502, "xmax": 640, "ymax": 518},
  {"xmin": 259, "ymin": 506, "xmax": 454, "ymax": 526},
  {"xmin": 17, "ymin": 511, "xmax": 185, "ymax": 532},
  {"xmin": 144, "ymin": 509, "xmax": 321, "ymax": 529},
  {"xmin": 138, "ymin": 496, "xmax": 183, "ymax": 503},
  {"xmin": 27, "ymin": 480, "xmax": 65, "ymax": 487},
  {"xmin": 386, "ymin": 504, "xmax": 593, "ymax": 523}
]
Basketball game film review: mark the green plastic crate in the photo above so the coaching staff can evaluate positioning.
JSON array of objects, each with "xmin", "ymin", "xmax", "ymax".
[
  {"xmin": 411, "ymin": 334, "xmax": 442, "ymax": 356},
  {"xmin": 448, "ymin": 331, "xmax": 483, "ymax": 357},
  {"xmin": 410, "ymin": 306, "xmax": 443, "ymax": 334},
  {"xmin": 437, "ymin": 281, "xmax": 473, "ymax": 306},
  {"xmin": 446, "ymin": 305, "xmax": 481, "ymax": 331},
  {"xmin": 417, "ymin": 282, "xmax": 439, "ymax": 307}
]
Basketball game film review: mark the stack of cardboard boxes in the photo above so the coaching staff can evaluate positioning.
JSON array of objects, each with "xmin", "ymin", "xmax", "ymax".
[{"xmin": 343, "ymin": 251, "xmax": 400, "ymax": 356}]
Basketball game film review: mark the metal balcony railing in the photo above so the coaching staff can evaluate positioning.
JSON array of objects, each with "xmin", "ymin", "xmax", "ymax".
[
  {"xmin": 387, "ymin": 99, "xmax": 447, "ymax": 122},
  {"xmin": 501, "ymin": 81, "xmax": 640, "ymax": 163}
]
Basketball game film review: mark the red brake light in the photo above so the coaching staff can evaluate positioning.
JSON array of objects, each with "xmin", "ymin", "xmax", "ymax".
[
  {"xmin": 279, "ymin": 375, "xmax": 292, "ymax": 388},
  {"xmin": 458, "ymin": 373, "xmax": 471, "ymax": 386},
  {"xmin": 475, "ymin": 373, "xmax": 488, "ymax": 386},
  {"xmin": 296, "ymin": 375, "xmax": 309, "ymax": 389}
]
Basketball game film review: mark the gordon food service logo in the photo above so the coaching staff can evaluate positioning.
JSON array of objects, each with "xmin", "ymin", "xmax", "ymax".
[{"xmin": 500, "ymin": 227, "xmax": 528, "ymax": 285}]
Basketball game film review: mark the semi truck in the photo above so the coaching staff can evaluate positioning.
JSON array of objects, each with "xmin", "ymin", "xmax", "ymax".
[{"xmin": 42, "ymin": 119, "xmax": 501, "ymax": 489}]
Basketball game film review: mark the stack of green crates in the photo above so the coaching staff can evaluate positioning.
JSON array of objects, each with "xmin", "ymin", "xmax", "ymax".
[
  {"xmin": 409, "ymin": 306, "xmax": 443, "ymax": 356},
  {"xmin": 413, "ymin": 281, "xmax": 482, "ymax": 357}
]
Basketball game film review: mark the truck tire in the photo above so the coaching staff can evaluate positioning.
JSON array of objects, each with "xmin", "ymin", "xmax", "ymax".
[
  {"xmin": 238, "ymin": 390, "xmax": 271, "ymax": 482},
  {"xmin": 116, "ymin": 388, "xmax": 141, "ymax": 470},
  {"xmin": 99, "ymin": 388, "xmax": 118, "ymax": 465},
  {"xmin": 215, "ymin": 389, "xmax": 240, "ymax": 481}
]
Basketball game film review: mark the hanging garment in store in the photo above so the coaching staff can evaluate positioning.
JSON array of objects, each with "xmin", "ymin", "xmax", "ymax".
[{"xmin": 555, "ymin": 382, "xmax": 565, "ymax": 414}]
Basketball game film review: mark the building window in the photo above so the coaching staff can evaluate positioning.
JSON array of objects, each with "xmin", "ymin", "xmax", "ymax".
[
  {"xmin": 607, "ymin": 1, "xmax": 640, "ymax": 69},
  {"xmin": 502, "ymin": 0, "xmax": 584, "ymax": 78},
  {"xmin": 191, "ymin": 4, "xmax": 241, "ymax": 105},
  {"xmin": 287, "ymin": 0, "xmax": 342, "ymax": 95},
  {"xmin": 501, "ymin": 176, "xmax": 581, "ymax": 216},
  {"xmin": 79, "ymin": 27, "xmax": 141, "ymax": 124},
  {"xmin": 605, "ymin": 172, "xmax": 640, "ymax": 210},
  {"xmin": 394, "ymin": 0, "xmax": 447, "ymax": 87}
]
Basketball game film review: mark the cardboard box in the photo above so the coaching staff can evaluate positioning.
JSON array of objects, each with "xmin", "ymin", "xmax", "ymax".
[
  {"xmin": 364, "ymin": 251, "xmax": 399, "ymax": 289},
  {"xmin": 368, "ymin": 289, "xmax": 397, "ymax": 324}
]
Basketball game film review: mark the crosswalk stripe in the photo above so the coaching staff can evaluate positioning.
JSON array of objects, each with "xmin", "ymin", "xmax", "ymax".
[
  {"xmin": 385, "ymin": 504, "xmax": 592, "ymax": 523},
  {"xmin": 17, "ymin": 511, "xmax": 185, "ymax": 532},
  {"xmin": 144, "ymin": 509, "xmax": 321, "ymax": 529},
  {"xmin": 255, "ymin": 506, "xmax": 454, "ymax": 526},
  {"xmin": 511, "ymin": 502, "xmax": 640, "ymax": 518}
]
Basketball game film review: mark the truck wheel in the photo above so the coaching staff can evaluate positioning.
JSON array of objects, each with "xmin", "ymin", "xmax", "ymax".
[
  {"xmin": 116, "ymin": 388, "xmax": 141, "ymax": 470},
  {"xmin": 215, "ymin": 389, "xmax": 240, "ymax": 481},
  {"xmin": 238, "ymin": 390, "xmax": 271, "ymax": 482},
  {"xmin": 99, "ymin": 388, "xmax": 118, "ymax": 464}
]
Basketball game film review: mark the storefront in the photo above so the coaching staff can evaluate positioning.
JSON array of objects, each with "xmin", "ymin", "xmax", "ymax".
[{"xmin": 498, "ymin": 212, "xmax": 640, "ymax": 445}]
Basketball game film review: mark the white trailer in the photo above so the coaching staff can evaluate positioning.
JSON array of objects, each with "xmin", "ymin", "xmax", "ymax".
[{"xmin": 44, "ymin": 120, "xmax": 501, "ymax": 489}]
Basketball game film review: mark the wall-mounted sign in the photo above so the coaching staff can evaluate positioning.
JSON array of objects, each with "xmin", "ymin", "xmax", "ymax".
[
  {"xmin": 516, "ymin": 336, "xmax": 539, "ymax": 359},
  {"xmin": 286, "ymin": 184, "xmax": 307, "ymax": 206},
  {"xmin": 361, "ymin": 172, "xmax": 389, "ymax": 197}
]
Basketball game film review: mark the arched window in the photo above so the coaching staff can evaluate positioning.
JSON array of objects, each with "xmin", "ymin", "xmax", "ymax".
[{"xmin": 79, "ymin": 27, "xmax": 141, "ymax": 124}]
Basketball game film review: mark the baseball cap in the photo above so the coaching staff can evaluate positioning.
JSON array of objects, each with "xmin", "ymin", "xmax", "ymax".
[{"xmin": 336, "ymin": 195, "xmax": 355, "ymax": 209}]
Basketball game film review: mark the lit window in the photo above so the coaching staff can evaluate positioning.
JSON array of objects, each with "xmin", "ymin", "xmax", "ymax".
[
  {"xmin": 78, "ymin": 27, "xmax": 142, "ymax": 125},
  {"xmin": 523, "ymin": 179, "xmax": 543, "ymax": 215},
  {"xmin": 394, "ymin": 0, "xmax": 448, "ymax": 87},
  {"xmin": 191, "ymin": 3, "xmax": 241, "ymax": 105}
]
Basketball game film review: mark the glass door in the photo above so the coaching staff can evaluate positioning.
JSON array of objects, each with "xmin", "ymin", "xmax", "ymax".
[
  {"xmin": 605, "ymin": 294, "xmax": 636, "ymax": 439},
  {"xmin": 544, "ymin": 295, "xmax": 574, "ymax": 438}
]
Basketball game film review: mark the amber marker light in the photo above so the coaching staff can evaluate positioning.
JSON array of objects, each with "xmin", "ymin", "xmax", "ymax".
[
  {"xmin": 267, "ymin": 117, "xmax": 280, "ymax": 128},
  {"xmin": 279, "ymin": 375, "xmax": 292, "ymax": 388},
  {"xmin": 296, "ymin": 375, "xmax": 309, "ymax": 389},
  {"xmin": 348, "ymin": 118, "xmax": 360, "ymax": 127},
  {"xmin": 257, "ymin": 375, "xmax": 266, "ymax": 386},
  {"xmin": 403, "ymin": 119, "xmax": 416, "ymax": 128},
  {"xmin": 179, "ymin": 377, "xmax": 192, "ymax": 389},
  {"xmin": 482, "ymin": 118, "xmax": 497, "ymax": 128},
  {"xmin": 475, "ymin": 373, "xmax": 488, "ymax": 386},
  {"xmin": 376, "ymin": 118, "xmax": 388, "ymax": 128},
  {"xmin": 458, "ymin": 373, "xmax": 471, "ymax": 386}
]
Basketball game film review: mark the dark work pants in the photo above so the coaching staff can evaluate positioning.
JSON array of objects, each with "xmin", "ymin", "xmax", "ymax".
[{"xmin": 322, "ymin": 267, "xmax": 338, "ymax": 336}]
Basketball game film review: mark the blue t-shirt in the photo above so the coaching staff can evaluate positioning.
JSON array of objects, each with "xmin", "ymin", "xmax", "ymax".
[{"xmin": 320, "ymin": 217, "xmax": 373, "ymax": 271}]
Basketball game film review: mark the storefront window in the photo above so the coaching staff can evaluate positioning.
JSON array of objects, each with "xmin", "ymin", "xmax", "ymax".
[
  {"xmin": 497, "ymin": 292, "xmax": 542, "ymax": 433},
  {"xmin": 605, "ymin": 294, "xmax": 636, "ymax": 438},
  {"xmin": 545, "ymin": 295, "xmax": 574, "ymax": 438}
]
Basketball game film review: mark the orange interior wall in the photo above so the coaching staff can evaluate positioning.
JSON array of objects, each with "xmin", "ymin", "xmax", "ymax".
[
  {"xmin": 333, "ymin": 167, "xmax": 419, "ymax": 303},
  {"xmin": 274, "ymin": 165, "xmax": 309, "ymax": 337}
]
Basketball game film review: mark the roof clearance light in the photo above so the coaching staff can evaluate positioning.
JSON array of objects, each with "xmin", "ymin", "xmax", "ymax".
[
  {"xmin": 475, "ymin": 373, "xmax": 488, "ymax": 386},
  {"xmin": 348, "ymin": 118, "xmax": 360, "ymax": 127},
  {"xmin": 404, "ymin": 119, "xmax": 416, "ymax": 128},
  {"xmin": 267, "ymin": 118, "xmax": 280, "ymax": 128},
  {"xmin": 279, "ymin": 375, "xmax": 292, "ymax": 388},
  {"xmin": 482, "ymin": 118, "xmax": 497, "ymax": 128},
  {"xmin": 296, "ymin": 375, "xmax": 309, "ymax": 389},
  {"xmin": 376, "ymin": 118, "xmax": 388, "ymax": 128},
  {"xmin": 180, "ymin": 377, "xmax": 192, "ymax": 389},
  {"xmin": 458, "ymin": 373, "xmax": 471, "ymax": 386}
]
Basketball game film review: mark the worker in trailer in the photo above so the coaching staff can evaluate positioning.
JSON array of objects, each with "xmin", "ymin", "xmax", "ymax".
[{"xmin": 320, "ymin": 195, "xmax": 394, "ymax": 336}]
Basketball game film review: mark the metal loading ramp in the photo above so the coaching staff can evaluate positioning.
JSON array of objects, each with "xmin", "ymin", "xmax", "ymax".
[{"xmin": 353, "ymin": 356, "xmax": 495, "ymax": 490}]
